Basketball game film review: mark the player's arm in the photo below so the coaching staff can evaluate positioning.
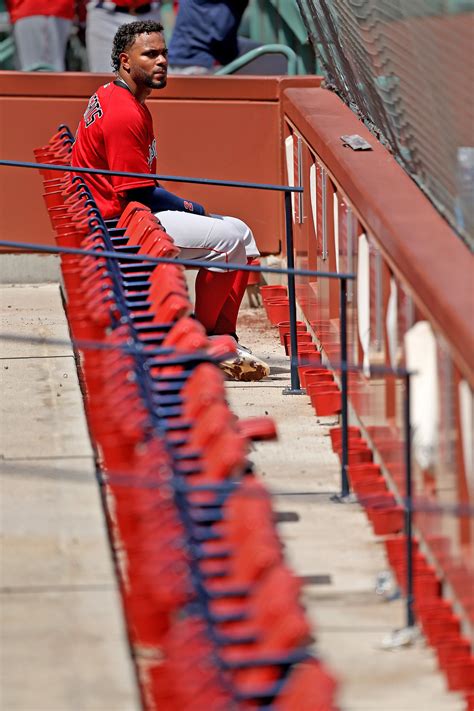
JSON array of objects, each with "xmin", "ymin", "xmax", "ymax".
[{"xmin": 126, "ymin": 185, "xmax": 206, "ymax": 215}]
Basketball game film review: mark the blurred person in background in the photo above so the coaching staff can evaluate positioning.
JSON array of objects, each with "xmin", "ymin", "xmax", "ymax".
[
  {"xmin": 6, "ymin": 0, "xmax": 79, "ymax": 71},
  {"xmin": 168, "ymin": 0, "xmax": 248, "ymax": 75},
  {"xmin": 86, "ymin": 0, "xmax": 161, "ymax": 72}
]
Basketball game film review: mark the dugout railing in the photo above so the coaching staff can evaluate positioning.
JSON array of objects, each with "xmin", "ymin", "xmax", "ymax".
[{"xmin": 1, "ymin": 125, "xmax": 473, "ymax": 702}]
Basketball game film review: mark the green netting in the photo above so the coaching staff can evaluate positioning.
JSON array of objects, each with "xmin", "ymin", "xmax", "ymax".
[{"xmin": 296, "ymin": 0, "xmax": 474, "ymax": 248}]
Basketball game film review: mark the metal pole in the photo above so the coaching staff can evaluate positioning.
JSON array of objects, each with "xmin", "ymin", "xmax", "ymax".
[
  {"xmin": 404, "ymin": 372, "xmax": 415, "ymax": 628},
  {"xmin": 0, "ymin": 238, "xmax": 354, "ymax": 282},
  {"xmin": 0, "ymin": 158, "xmax": 303, "ymax": 194},
  {"xmin": 284, "ymin": 190, "xmax": 302, "ymax": 394},
  {"xmin": 339, "ymin": 277, "xmax": 350, "ymax": 497}
]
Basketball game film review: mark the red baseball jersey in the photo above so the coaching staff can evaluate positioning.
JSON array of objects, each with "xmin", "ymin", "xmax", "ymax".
[
  {"xmin": 72, "ymin": 82, "xmax": 157, "ymax": 219},
  {"xmin": 6, "ymin": 0, "xmax": 75, "ymax": 23}
]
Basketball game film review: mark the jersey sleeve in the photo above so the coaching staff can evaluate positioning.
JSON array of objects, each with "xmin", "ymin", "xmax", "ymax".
[{"xmin": 102, "ymin": 101, "xmax": 156, "ymax": 194}]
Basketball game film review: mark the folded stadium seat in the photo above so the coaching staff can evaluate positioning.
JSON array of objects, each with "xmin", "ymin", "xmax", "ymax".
[
  {"xmin": 177, "ymin": 426, "xmax": 248, "ymax": 483},
  {"xmin": 42, "ymin": 174, "xmax": 87, "ymax": 202},
  {"xmin": 145, "ymin": 322, "xmax": 213, "ymax": 390},
  {"xmin": 116, "ymin": 200, "xmax": 152, "ymax": 229},
  {"xmin": 34, "ymin": 142, "xmax": 71, "ymax": 166},
  {"xmin": 214, "ymin": 478, "xmax": 275, "ymax": 540},
  {"xmin": 67, "ymin": 263, "xmax": 119, "ymax": 330},
  {"xmin": 44, "ymin": 173, "xmax": 80, "ymax": 196},
  {"xmin": 34, "ymin": 136, "xmax": 72, "ymax": 170},
  {"xmin": 118, "ymin": 224, "xmax": 179, "ymax": 266},
  {"xmin": 196, "ymin": 479, "xmax": 273, "ymax": 542},
  {"xmin": 221, "ymin": 599, "xmax": 312, "ymax": 691},
  {"xmin": 200, "ymin": 522, "xmax": 282, "ymax": 600},
  {"xmin": 173, "ymin": 408, "xmax": 246, "ymax": 511},
  {"xmin": 272, "ymin": 659, "xmax": 339, "ymax": 711},
  {"xmin": 172, "ymin": 360, "xmax": 275, "ymax": 448},
  {"xmin": 132, "ymin": 292, "xmax": 192, "ymax": 325},
  {"xmin": 213, "ymin": 564, "xmax": 304, "ymax": 637},
  {"xmin": 105, "ymin": 446, "xmax": 195, "ymax": 648},
  {"xmin": 139, "ymin": 265, "xmax": 189, "ymax": 320},
  {"xmin": 215, "ymin": 591, "xmax": 310, "ymax": 672},
  {"xmin": 147, "ymin": 616, "xmax": 238, "ymax": 711},
  {"xmin": 120, "ymin": 209, "xmax": 163, "ymax": 241},
  {"xmin": 120, "ymin": 233, "xmax": 179, "ymax": 273},
  {"xmin": 198, "ymin": 480, "xmax": 280, "ymax": 608},
  {"xmin": 43, "ymin": 185, "xmax": 91, "ymax": 226},
  {"xmin": 113, "ymin": 210, "xmax": 167, "ymax": 252},
  {"xmin": 35, "ymin": 125, "xmax": 74, "ymax": 154},
  {"xmin": 180, "ymin": 361, "xmax": 226, "ymax": 403},
  {"xmin": 156, "ymin": 382, "xmax": 231, "ymax": 442},
  {"xmin": 135, "ymin": 322, "xmax": 207, "ymax": 414},
  {"xmin": 177, "ymin": 476, "xmax": 258, "ymax": 548},
  {"xmin": 43, "ymin": 184, "xmax": 78, "ymax": 211},
  {"xmin": 38, "ymin": 133, "xmax": 74, "ymax": 161},
  {"xmin": 177, "ymin": 400, "xmax": 235, "ymax": 458},
  {"xmin": 154, "ymin": 361, "xmax": 228, "ymax": 445},
  {"xmin": 130, "ymin": 312, "xmax": 191, "ymax": 353},
  {"xmin": 109, "ymin": 444, "xmax": 178, "ymax": 539},
  {"xmin": 95, "ymin": 384, "xmax": 152, "ymax": 446},
  {"xmin": 34, "ymin": 148, "xmax": 72, "ymax": 181},
  {"xmin": 54, "ymin": 197, "xmax": 98, "ymax": 226},
  {"xmin": 148, "ymin": 262, "xmax": 187, "ymax": 295},
  {"xmin": 65, "ymin": 301, "xmax": 110, "ymax": 342},
  {"xmin": 124, "ymin": 534, "xmax": 194, "ymax": 648},
  {"xmin": 34, "ymin": 138, "xmax": 69, "ymax": 162},
  {"xmin": 85, "ymin": 339, "xmax": 152, "ymax": 451},
  {"xmin": 160, "ymin": 316, "xmax": 208, "ymax": 353}
]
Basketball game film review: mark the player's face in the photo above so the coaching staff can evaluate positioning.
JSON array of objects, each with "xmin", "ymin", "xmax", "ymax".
[{"xmin": 122, "ymin": 32, "xmax": 168, "ymax": 90}]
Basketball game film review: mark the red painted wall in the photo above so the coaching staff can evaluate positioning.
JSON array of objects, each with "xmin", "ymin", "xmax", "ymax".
[{"xmin": 0, "ymin": 72, "xmax": 320, "ymax": 254}]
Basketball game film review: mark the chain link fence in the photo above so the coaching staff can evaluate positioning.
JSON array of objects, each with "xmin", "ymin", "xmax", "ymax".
[{"xmin": 296, "ymin": 0, "xmax": 474, "ymax": 249}]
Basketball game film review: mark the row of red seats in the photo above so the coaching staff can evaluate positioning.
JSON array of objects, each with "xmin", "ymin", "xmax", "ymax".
[{"xmin": 34, "ymin": 126, "xmax": 340, "ymax": 710}]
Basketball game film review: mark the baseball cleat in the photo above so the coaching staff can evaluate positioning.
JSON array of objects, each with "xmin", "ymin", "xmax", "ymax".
[{"xmin": 219, "ymin": 343, "xmax": 270, "ymax": 382}]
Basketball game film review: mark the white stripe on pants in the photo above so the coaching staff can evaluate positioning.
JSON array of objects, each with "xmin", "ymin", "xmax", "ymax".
[
  {"xmin": 155, "ymin": 212, "xmax": 259, "ymax": 271},
  {"xmin": 86, "ymin": 2, "xmax": 162, "ymax": 73}
]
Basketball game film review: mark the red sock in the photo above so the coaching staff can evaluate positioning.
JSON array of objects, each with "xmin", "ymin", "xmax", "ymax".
[
  {"xmin": 194, "ymin": 267, "xmax": 236, "ymax": 334},
  {"xmin": 212, "ymin": 261, "xmax": 251, "ymax": 336}
]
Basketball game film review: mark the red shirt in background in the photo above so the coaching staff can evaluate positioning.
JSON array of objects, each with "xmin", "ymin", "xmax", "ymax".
[
  {"xmin": 72, "ymin": 82, "xmax": 157, "ymax": 219},
  {"xmin": 6, "ymin": 0, "xmax": 76, "ymax": 23}
]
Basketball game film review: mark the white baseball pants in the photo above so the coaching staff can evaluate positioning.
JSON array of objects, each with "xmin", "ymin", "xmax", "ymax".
[
  {"xmin": 14, "ymin": 16, "xmax": 72, "ymax": 71},
  {"xmin": 155, "ymin": 211, "xmax": 259, "ymax": 270}
]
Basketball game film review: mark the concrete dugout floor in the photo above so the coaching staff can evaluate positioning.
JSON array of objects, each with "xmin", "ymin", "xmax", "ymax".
[{"xmin": 0, "ymin": 282, "xmax": 465, "ymax": 711}]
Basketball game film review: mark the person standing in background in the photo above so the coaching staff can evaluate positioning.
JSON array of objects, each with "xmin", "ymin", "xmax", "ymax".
[
  {"xmin": 6, "ymin": 0, "xmax": 78, "ymax": 71},
  {"xmin": 86, "ymin": 0, "xmax": 161, "ymax": 72},
  {"xmin": 168, "ymin": 0, "xmax": 248, "ymax": 75}
]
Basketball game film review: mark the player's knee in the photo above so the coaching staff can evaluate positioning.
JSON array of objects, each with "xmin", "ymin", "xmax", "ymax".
[
  {"xmin": 224, "ymin": 216, "xmax": 251, "ymax": 242},
  {"xmin": 222, "ymin": 216, "xmax": 259, "ymax": 260},
  {"xmin": 220, "ymin": 222, "xmax": 247, "ymax": 262}
]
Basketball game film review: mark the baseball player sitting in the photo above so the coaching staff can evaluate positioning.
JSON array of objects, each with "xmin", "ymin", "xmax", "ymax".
[{"xmin": 72, "ymin": 20, "xmax": 269, "ymax": 381}]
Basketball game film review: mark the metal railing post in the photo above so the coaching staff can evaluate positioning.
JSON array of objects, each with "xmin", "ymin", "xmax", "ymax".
[
  {"xmin": 284, "ymin": 190, "xmax": 302, "ymax": 394},
  {"xmin": 339, "ymin": 277, "xmax": 350, "ymax": 497},
  {"xmin": 404, "ymin": 372, "xmax": 415, "ymax": 628},
  {"xmin": 214, "ymin": 44, "xmax": 298, "ymax": 76}
]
